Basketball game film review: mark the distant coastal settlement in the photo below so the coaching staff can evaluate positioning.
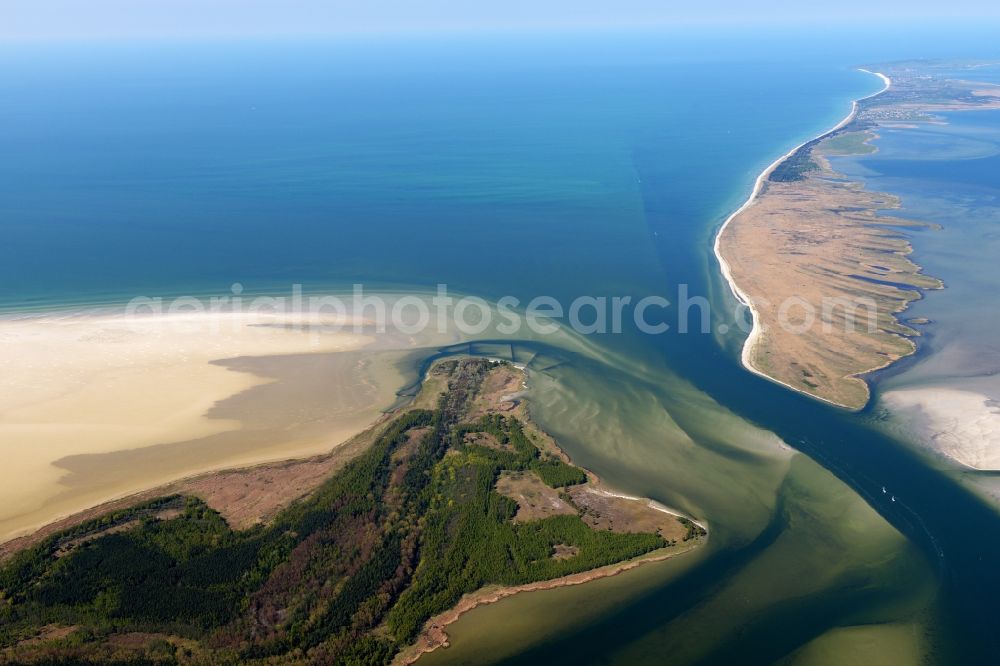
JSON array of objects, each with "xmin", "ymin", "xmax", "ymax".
[
  {"xmin": 0, "ymin": 358, "xmax": 704, "ymax": 664},
  {"xmin": 716, "ymin": 61, "xmax": 1000, "ymax": 410}
]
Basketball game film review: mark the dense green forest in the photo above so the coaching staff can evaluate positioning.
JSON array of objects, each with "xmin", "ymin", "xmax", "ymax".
[{"xmin": 0, "ymin": 359, "xmax": 669, "ymax": 665}]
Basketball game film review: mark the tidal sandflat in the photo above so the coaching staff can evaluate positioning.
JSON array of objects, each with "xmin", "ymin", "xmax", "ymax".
[{"xmin": 0, "ymin": 308, "xmax": 425, "ymax": 541}]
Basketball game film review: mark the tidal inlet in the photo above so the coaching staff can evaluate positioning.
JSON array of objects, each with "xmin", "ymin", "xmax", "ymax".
[{"xmin": 1, "ymin": 6, "xmax": 1000, "ymax": 666}]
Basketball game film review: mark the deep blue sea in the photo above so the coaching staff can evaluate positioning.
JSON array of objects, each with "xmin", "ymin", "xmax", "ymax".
[
  {"xmin": 3, "ymin": 27, "xmax": 1000, "ymax": 664},
  {"xmin": 0, "ymin": 28, "xmax": 983, "ymax": 308}
]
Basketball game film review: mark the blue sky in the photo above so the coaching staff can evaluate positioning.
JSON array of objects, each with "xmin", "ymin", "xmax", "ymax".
[{"xmin": 5, "ymin": 0, "xmax": 1000, "ymax": 40}]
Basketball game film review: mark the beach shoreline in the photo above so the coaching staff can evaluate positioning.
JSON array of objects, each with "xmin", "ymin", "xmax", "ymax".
[{"xmin": 713, "ymin": 69, "xmax": 892, "ymax": 409}]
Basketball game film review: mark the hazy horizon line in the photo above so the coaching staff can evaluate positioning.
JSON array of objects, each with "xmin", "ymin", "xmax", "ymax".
[{"xmin": 5, "ymin": 16, "xmax": 1000, "ymax": 45}]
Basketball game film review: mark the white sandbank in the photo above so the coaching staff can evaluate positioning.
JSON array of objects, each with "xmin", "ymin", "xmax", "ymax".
[
  {"xmin": 880, "ymin": 387, "xmax": 1000, "ymax": 470},
  {"xmin": 713, "ymin": 69, "xmax": 891, "ymax": 408}
]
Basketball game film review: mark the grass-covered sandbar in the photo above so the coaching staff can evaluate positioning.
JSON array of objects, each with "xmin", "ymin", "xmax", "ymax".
[{"xmin": 716, "ymin": 62, "xmax": 1000, "ymax": 409}]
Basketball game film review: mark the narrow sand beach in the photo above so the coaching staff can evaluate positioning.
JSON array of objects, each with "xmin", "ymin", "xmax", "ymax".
[{"xmin": 0, "ymin": 308, "xmax": 429, "ymax": 542}]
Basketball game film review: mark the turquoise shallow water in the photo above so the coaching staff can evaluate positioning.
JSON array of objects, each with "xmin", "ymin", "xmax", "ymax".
[{"xmin": 3, "ymin": 30, "xmax": 1000, "ymax": 663}]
